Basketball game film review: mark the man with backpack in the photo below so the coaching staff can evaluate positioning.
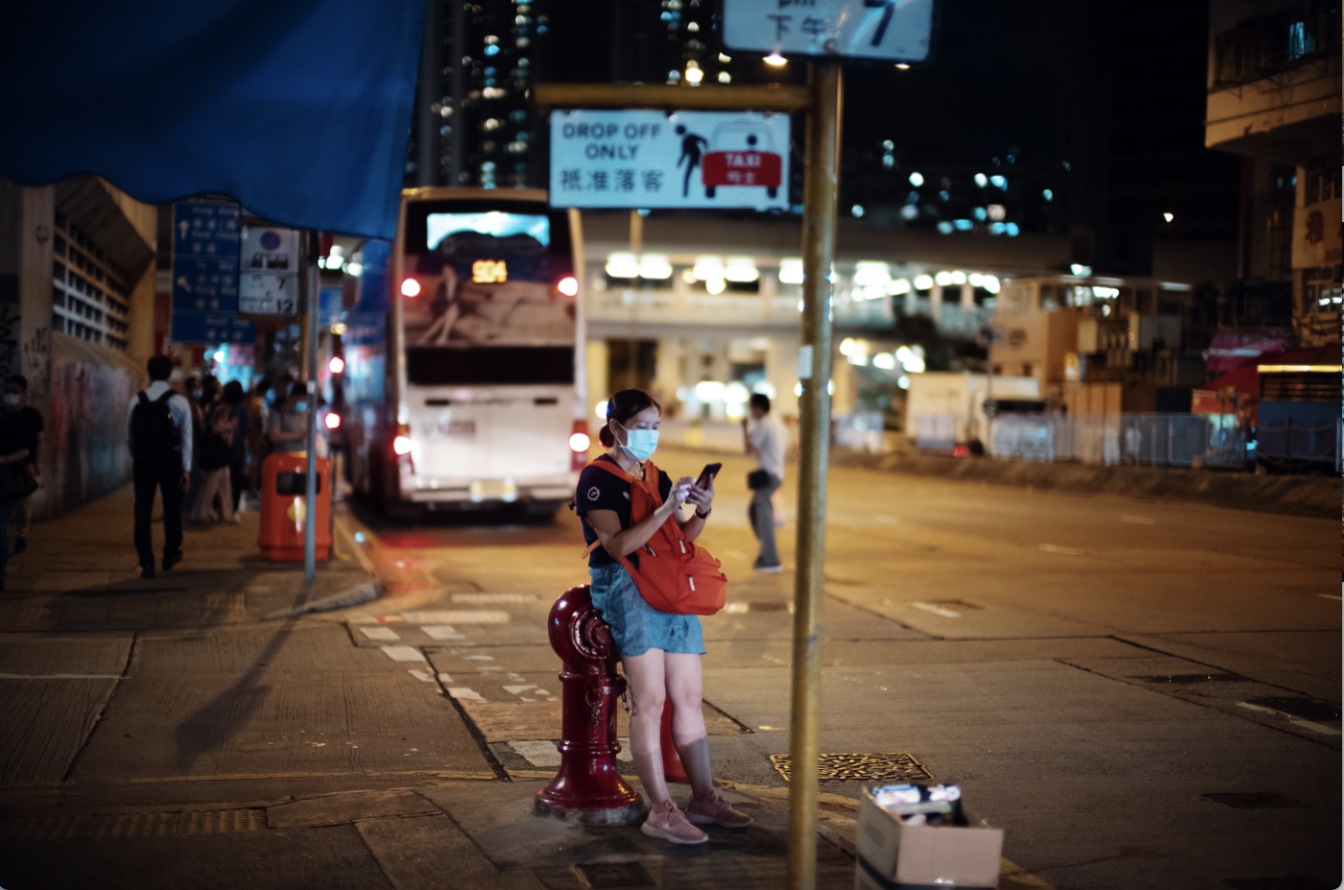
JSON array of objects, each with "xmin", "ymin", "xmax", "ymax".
[{"xmin": 128, "ymin": 356, "xmax": 193, "ymax": 578}]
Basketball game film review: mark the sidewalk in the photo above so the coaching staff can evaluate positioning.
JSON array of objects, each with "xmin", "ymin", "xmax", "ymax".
[{"xmin": 0, "ymin": 487, "xmax": 1052, "ymax": 890}]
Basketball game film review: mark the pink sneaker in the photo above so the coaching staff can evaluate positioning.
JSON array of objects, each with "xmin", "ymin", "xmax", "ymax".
[
  {"xmin": 640, "ymin": 800, "xmax": 708, "ymax": 845},
  {"xmin": 687, "ymin": 791, "xmax": 754, "ymax": 828}
]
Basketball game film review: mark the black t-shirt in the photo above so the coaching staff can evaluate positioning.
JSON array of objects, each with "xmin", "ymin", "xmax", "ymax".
[
  {"xmin": 0, "ymin": 411, "xmax": 33, "ymax": 462},
  {"xmin": 4, "ymin": 407, "xmax": 41, "ymax": 465},
  {"xmin": 577, "ymin": 454, "xmax": 673, "ymax": 568}
]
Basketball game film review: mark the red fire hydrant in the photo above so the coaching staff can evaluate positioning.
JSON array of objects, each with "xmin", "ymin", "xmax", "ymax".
[{"xmin": 535, "ymin": 584, "xmax": 644, "ymax": 824}]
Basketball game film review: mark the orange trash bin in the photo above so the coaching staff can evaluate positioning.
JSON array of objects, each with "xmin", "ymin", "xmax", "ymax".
[{"xmin": 258, "ymin": 453, "xmax": 332, "ymax": 561}]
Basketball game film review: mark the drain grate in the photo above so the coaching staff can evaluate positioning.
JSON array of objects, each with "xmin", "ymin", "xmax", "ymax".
[
  {"xmin": 769, "ymin": 752, "xmax": 934, "ymax": 784},
  {"xmin": 1133, "ymin": 673, "xmax": 1247, "ymax": 684},
  {"xmin": 573, "ymin": 862, "xmax": 655, "ymax": 889},
  {"xmin": 1201, "ymin": 793, "xmax": 1310, "ymax": 810},
  {"xmin": 1242, "ymin": 697, "xmax": 1340, "ymax": 722},
  {"xmin": 0, "ymin": 808, "xmax": 266, "ymax": 841}
]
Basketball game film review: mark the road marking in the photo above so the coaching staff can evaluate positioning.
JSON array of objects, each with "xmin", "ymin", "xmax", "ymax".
[
  {"xmin": 874, "ymin": 514, "xmax": 900, "ymax": 525},
  {"xmin": 438, "ymin": 672, "xmax": 453, "ymax": 683},
  {"xmin": 0, "ymin": 673, "xmax": 125, "ymax": 681},
  {"xmin": 1039, "ymin": 543, "xmax": 1084, "ymax": 556},
  {"xmin": 1318, "ymin": 594, "xmax": 1342, "ymax": 601},
  {"xmin": 400, "ymin": 610, "xmax": 510, "ymax": 624},
  {"xmin": 451, "ymin": 593, "xmax": 538, "ymax": 604},
  {"xmin": 463, "ymin": 655, "xmax": 495, "ymax": 661},
  {"xmin": 504, "ymin": 684, "xmax": 538, "ymax": 696},
  {"xmin": 1237, "ymin": 701, "xmax": 1342, "ymax": 736},
  {"xmin": 910, "ymin": 602, "xmax": 962, "ymax": 619},
  {"xmin": 381, "ymin": 646, "xmax": 428, "ymax": 664},
  {"xmin": 447, "ymin": 687, "xmax": 487, "ymax": 703},
  {"xmin": 407, "ymin": 669, "xmax": 436, "ymax": 682},
  {"xmin": 1121, "ymin": 515, "xmax": 1155, "ymax": 525},
  {"xmin": 359, "ymin": 626, "xmax": 401, "ymax": 641},
  {"xmin": 422, "ymin": 625, "xmax": 467, "ymax": 640}
]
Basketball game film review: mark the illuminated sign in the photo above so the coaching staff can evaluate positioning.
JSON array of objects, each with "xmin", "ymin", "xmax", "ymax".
[{"xmin": 472, "ymin": 260, "xmax": 508, "ymax": 283}]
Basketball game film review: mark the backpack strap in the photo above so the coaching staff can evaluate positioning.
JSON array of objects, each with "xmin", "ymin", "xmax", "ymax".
[
  {"xmin": 137, "ymin": 391, "xmax": 150, "ymax": 406},
  {"xmin": 576, "ymin": 457, "xmax": 661, "ymax": 558},
  {"xmin": 155, "ymin": 389, "xmax": 175, "ymax": 405}
]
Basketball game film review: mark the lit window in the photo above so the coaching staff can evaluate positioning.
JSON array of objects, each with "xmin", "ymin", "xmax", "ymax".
[{"xmin": 908, "ymin": 172, "xmax": 924, "ymax": 186}]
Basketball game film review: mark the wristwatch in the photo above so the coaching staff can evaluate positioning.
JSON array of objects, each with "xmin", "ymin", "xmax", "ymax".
[{"xmin": 695, "ymin": 507, "xmax": 712, "ymax": 519}]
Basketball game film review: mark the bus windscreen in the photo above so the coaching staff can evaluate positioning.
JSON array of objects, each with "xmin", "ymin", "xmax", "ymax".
[{"xmin": 402, "ymin": 205, "xmax": 574, "ymax": 349}]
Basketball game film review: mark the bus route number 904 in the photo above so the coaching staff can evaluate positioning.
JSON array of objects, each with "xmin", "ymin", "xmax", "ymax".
[{"xmin": 472, "ymin": 259, "xmax": 508, "ymax": 283}]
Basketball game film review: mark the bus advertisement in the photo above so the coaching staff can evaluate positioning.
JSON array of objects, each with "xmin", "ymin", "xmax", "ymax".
[{"xmin": 345, "ymin": 188, "xmax": 587, "ymax": 517}]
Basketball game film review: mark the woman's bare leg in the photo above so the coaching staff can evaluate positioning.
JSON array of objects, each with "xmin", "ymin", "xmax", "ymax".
[
  {"xmin": 622, "ymin": 649, "xmax": 671, "ymax": 807},
  {"xmin": 664, "ymin": 652, "xmax": 714, "ymax": 799}
]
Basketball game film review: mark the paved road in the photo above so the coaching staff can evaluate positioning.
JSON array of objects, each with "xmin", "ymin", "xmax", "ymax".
[{"xmin": 346, "ymin": 445, "xmax": 1341, "ymax": 890}]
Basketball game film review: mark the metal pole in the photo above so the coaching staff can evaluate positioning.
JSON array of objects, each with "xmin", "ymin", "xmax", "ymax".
[
  {"xmin": 788, "ymin": 59, "xmax": 841, "ymax": 890},
  {"xmin": 416, "ymin": 0, "xmax": 440, "ymax": 187},
  {"xmin": 304, "ymin": 237, "xmax": 320, "ymax": 583}
]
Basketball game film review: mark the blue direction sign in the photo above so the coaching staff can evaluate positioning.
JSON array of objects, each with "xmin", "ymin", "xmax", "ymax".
[{"xmin": 171, "ymin": 201, "xmax": 254, "ymax": 343}]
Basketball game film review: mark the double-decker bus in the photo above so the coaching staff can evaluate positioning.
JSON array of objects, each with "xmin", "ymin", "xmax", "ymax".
[{"xmin": 345, "ymin": 188, "xmax": 588, "ymax": 518}]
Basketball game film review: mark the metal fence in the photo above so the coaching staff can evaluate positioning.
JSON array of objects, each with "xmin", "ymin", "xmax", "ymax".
[{"xmin": 912, "ymin": 412, "xmax": 1344, "ymax": 470}]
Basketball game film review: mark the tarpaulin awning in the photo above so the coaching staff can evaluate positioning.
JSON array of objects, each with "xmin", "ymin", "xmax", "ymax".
[
  {"xmin": 1, "ymin": 0, "xmax": 424, "ymax": 240},
  {"xmin": 1192, "ymin": 347, "xmax": 1339, "ymax": 414}
]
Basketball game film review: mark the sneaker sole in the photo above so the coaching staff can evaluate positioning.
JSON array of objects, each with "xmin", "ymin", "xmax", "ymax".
[
  {"xmin": 754, "ymin": 566, "xmax": 784, "ymax": 573},
  {"xmin": 687, "ymin": 812, "xmax": 754, "ymax": 828},
  {"xmin": 640, "ymin": 822, "xmax": 708, "ymax": 845}
]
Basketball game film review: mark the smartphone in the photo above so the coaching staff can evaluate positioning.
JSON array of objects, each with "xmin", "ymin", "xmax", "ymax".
[{"xmin": 696, "ymin": 463, "xmax": 722, "ymax": 488}]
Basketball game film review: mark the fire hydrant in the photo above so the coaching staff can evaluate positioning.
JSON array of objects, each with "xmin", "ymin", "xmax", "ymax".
[{"xmin": 534, "ymin": 584, "xmax": 644, "ymax": 824}]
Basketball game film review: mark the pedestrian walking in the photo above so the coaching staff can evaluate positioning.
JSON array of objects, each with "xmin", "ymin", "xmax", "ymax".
[
  {"xmin": 0, "ymin": 407, "xmax": 36, "ymax": 593},
  {"xmin": 181, "ymin": 374, "xmax": 205, "ymax": 514},
  {"xmin": 247, "ymin": 376, "xmax": 270, "ymax": 496},
  {"xmin": 577, "ymin": 389, "xmax": 751, "ymax": 845},
  {"xmin": 741, "ymin": 392, "xmax": 785, "ymax": 572},
  {"xmin": 2, "ymin": 375, "xmax": 44, "ymax": 554},
  {"xmin": 192, "ymin": 396, "xmax": 238, "ymax": 524},
  {"xmin": 129, "ymin": 356, "xmax": 192, "ymax": 578},
  {"xmin": 222, "ymin": 381, "xmax": 250, "ymax": 514}
]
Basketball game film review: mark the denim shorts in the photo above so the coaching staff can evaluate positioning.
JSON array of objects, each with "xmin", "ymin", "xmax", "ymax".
[{"xmin": 588, "ymin": 562, "xmax": 706, "ymax": 658}]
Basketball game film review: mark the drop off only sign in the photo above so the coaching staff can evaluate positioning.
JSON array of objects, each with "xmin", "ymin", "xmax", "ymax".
[{"xmin": 548, "ymin": 110, "xmax": 790, "ymax": 211}]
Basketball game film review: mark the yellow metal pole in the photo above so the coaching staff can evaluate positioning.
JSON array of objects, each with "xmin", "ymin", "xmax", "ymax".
[
  {"xmin": 788, "ymin": 60, "xmax": 841, "ymax": 890},
  {"xmin": 532, "ymin": 82, "xmax": 811, "ymax": 112}
]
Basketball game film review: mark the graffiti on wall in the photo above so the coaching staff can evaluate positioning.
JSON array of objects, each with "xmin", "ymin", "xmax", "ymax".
[{"xmin": 0, "ymin": 303, "xmax": 19, "ymax": 381}]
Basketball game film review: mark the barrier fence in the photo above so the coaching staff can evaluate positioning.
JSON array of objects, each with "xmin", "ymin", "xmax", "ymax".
[{"xmin": 913, "ymin": 412, "xmax": 1343, "ymax": 470}]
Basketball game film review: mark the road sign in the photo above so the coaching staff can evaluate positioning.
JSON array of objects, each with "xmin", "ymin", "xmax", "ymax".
[
  {"xmin": 171, "ymin": 201, "xmax": 252, "ymax": 343},
  {"xmin": 549, "ymin": 109, "xmax": 790, "ymax": 211},
  {"xmin": 239, "ymin": 225, "xmax": 301, "ymax": 316},
  {"xmin": 723, "ymin": 0, "xmax": 934, "ymax": 63}
]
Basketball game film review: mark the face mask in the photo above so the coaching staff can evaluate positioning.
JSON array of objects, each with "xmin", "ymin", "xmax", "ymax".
[
  {"xmin": 3, "ymin": 394, "xmax": 20, "ymax": 408},
  {"xmin": 617, "ymin": 422, "xmax": 658, "ymax": 462}
]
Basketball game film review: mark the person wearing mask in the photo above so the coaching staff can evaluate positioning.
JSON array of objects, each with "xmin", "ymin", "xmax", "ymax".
[
  {"xmin": 221, "ymin": 381, "xmax": 251, "ymax": 514},
  {"xmin": 266, "ymin": 382, "xmax": 326, "ymax": 456},
  {"xmin": 246, "ymin": 376, "xmax": 271, "ymax": 496},
  {"xmin": 2, "ymin": 375, "xmax": 44, "ymax": 554},
  {"xmin": 577, "ymin": 389, "xmax": 751, "ymax": 845},
  {"xmin": 128, "ymin": 356, "xmax": 192, "ymax": 578},
  {"xmin": 192, "ymin": 391, "xmax": 237, "ymax": 524},
  {"xmin": 741, "ymin": 392, "xmax": 786, "ymax": 572}
]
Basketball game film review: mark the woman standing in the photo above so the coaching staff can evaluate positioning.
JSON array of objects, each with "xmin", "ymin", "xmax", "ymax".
[{"xmin": 577, "ymin": 389, "xmax": 752, "ymax": 845}]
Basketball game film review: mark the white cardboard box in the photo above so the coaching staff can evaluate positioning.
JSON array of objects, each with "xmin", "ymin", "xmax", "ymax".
[{"xmin": 856, "ymin": 789, "xmax": 1004, "ymax": 889}]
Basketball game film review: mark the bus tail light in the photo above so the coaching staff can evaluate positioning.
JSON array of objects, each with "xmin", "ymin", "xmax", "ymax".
[
  {"xmin": 557, "ymin": 275, "xmax": 579, "ymax": 298},
  {"xmin": 393, "ymin": 423, "xmax": 413, "ymax": 457},
  {"xmin": 324, "ymin": 411, "xmax": 342, "ymax": 431},
  {"xmin": 400, "ymin": 278, "xmax": 421, "ymax": 298},
  {"xmin": 570, "ymin": 421, "xmax": 590, "ymax": 470}
]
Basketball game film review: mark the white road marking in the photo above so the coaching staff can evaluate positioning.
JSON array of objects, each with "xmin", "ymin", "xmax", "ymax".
[
  {"xmin": 509, "ymin": 739, "xmax": 561, "ymax": 767},
  {"xmin": 1318, "ymin": 594, "xmax": 1342, "ymax": 601},
  {"xmin": 1237, "ymin": 702, "xmax": 1341, "ymax": 736},
  {"xmin": 400, "ymin": 610, "xmax": 510, "ymax": 624},
  {"xmin": 1121, "ymin": 515, "xmax": 1155, "ymax": 525},
  {"xmin": 874, "ymin": 514, "xmax": 900, "ymax": 525},
  {"xmin": 463, "ymin": 655, "xmax": 495, "ymax": 661},
  {"xmin": 504, "ymin": 684, "xmax": 538, "ymax": 695},
  {"xmin": 422, "ymin": 625, "xmax": 467, "ymax": 640},
  {"xmin": 381, "ymin": 646, "xmax": 428, "ymax": 664},
  {"xmin": 452, "ymin": 593, "xmax": 538, "ymax": 603},
  {"xmin": 1039, "ymin": 543, "xmax": 1084, "ymax": 556},
  {"xmin": 407, "ymin": 669, "xmax": 436, "ymax": 682},
  {"xmin": 359, "ymin": 626, "xmax": 401, "ymax": 641},
  {"xmin": 910, "ymin": 602, "xmax": 962, "ymax": 619},
  {"xmin": 447, "ymin": 687, "xmax": 487, "ymax": 703},
  {"xmin": 437, "ymin": 673, "xmax": 454, "ymax": 683}
]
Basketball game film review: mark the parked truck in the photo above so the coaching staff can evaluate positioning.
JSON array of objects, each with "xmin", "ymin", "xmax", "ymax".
[{"xmin": 905, "ymin": 372, "xmax": 1040, "ymax": 454}]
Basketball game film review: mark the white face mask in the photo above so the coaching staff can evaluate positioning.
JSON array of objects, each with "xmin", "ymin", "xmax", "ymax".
[
  {"xmin": 617, "ymin": 421, "xmax": 659, "ymax": 462},
  {"xmin": 3, "ymin": 394, "xmax": 20, "ymax": 408}
]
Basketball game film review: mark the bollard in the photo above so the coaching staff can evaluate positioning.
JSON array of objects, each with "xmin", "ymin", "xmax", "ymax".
[{"xmin": 535, "ymin": 585, "xmax": 644, "ymax": 824}]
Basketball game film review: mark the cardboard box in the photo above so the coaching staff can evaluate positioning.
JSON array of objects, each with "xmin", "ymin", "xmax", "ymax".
[{"xmin": 856, "ymin": 789, "xmax": 1004, "ymax": 889}]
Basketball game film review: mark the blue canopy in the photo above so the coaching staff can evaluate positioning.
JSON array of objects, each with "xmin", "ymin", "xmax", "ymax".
[{"xmin": 1, "ymin": 0, "xmax": 424, "ymax": 240}]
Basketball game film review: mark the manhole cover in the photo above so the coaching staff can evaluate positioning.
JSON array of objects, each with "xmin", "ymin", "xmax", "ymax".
[
  {"xmin": 769, "ymin": 753, "xmax": 934, "ymax": 784},
  {"xmin": 573, "ymin": 862, "xmax": 655, "ymax": 889},
  {"xmin": 1243, "ymin": 697, "xmax": 1340, "ymax": 722},
  {"xmin": 1132, "ymin": 673, "xmax": 1247, "ymax": 684},
  {"xmin": 1201, "ymin": 793, "xmax": 1310, "ymax": 810}
]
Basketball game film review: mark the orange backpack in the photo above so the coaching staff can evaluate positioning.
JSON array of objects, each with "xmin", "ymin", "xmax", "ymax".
[{"xmin": 580, "ymin": 458, "xmax": 727, "ymax": 616}]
